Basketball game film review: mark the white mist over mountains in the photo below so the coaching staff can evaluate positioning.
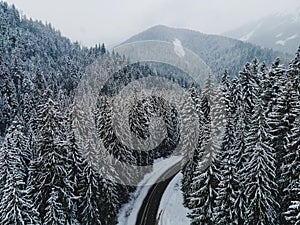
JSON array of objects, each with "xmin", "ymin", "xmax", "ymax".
[{"xmin": 4, "ymin": 0, "xmax": 300, "ymax": 49}]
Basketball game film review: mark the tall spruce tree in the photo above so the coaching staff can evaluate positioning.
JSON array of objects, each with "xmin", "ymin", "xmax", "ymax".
[
  {"xmin": 187, "ymin": 75, "xmax": 220, "ymax": 225},
  {"xmin": 278, "ymin": 49, "xmax": 300, "ymax": 223},
  {"xmin": 230, "ymin": 60, "xmax": 262, "ymax": 224},
  {"xmin": 214, "ymin": 71, "xmax": 240, "ymax": 224},
  {"xmin": 181, "ymin": 85, "xmax": 203, "ymax": 206},
  {"xmin": 65, "ymin": 106, "xmax": 86, "ymax": 224},
  {"xmin": 264, "ymin": 58, "xmax": 294, "ymax": 223},
  {"xmin": 28, "ymin": 90, "xmax": 73, "ymax": 223},
  {"xmin": 242, "ymin": 87, "xmax": 279, "ymax": 224},
  {"xmin": 0, "ymin": 120, "xmax": 40, "ymax": 224},
  {"xmin": 44, "ymin": 188, "xmax": 66, "ymax": 225},
  {"xmin": 0, "ymin": 65, "xmax": 18, "ymax": 135}
]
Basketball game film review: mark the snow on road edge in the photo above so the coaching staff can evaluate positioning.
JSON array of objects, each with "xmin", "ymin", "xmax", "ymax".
[
  {"xmin": 117, "ymin": 156, "xmax": 183, "ymax": 225},
  {"xmin": 157, "ymin": 172, "xmax": 191, "ymax": 225}
]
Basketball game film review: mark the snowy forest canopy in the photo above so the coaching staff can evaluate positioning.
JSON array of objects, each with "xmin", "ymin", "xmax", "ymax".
[{"xmin": 0, "ymin": 1, "xmax": 299, "ymax": 225}]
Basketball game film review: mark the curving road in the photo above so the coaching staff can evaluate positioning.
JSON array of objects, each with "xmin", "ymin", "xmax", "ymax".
[{"xmin": 135, "ymin": 161, "xmax": 182, "ymax": 225}]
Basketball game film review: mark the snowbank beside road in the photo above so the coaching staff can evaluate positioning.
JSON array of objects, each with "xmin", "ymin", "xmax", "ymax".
[
  {"xmin": 157, "ymin": 172, "xmax": 191, "ymax": 225},
  {"xmin": 117, "ymin": 156, "xmax": 182, "ymax": 225}
]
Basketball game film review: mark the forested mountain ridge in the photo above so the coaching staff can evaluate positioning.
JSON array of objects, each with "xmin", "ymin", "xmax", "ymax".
[
  {"xmin": 123, "ymin": 25, "xmax": 293, "ymax": 80},
  {"xmin": 0, "ymin": 1, "xmax": 105, "ymax": 137}
]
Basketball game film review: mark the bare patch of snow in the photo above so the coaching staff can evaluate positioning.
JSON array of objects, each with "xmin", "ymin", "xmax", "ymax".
[
  {"xmin": 286, "ymin": 34, "xmax": 298, "ymax": 41},
  {"xmin": 239, "ymin": 22, "xmax": 262, "ymax": 42},
  {"xmin": 276, "ymin": 34, "xmax": 298, "ymax": 46},
  {"xmin": 157, "ymin": 172, "xmax": 191, "ymax": 225},
  {"xmin": 173, "ymin": 38, "xmax": 185, "ymax": 57},
  {"xmin": 240, "ymin": 30, "xmax": 255, "ymax": 42},
  {"xmin": 276, "ymin": 40, "xmax": 286, "ymax": 46}
]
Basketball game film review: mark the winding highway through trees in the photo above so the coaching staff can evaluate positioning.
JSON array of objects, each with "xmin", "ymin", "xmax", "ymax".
[{"xmin": 135, "ymin": 161, "xmax": 182, "ymax": 225}]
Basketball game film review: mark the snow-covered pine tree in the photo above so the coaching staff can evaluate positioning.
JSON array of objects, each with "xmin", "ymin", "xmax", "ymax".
[
  {"xmin": 0, "ymin": 119, "xmax": 40, "ymax": 224},
  {"xmin": 101, "ymin": 43, "xmax": 106, "ymax": 55},
  {"xmin": 187, "ymin": 75, "xmax": 219, "ymax": 225},
  {"xmin": 289, "ymin": 46, "xmax": 300, "ymax": 96},
  {"xmin": 284, "ymin": 179, "xmax": 300, "ymax": 225},
  {"xmin": 181, "ymin": 85, "xmax": 203, "ymax": 206},
  {"xmin": 11, "ymin": 57, "xmax": 25, "ymax": 99},
  {"xmin": 0, "ymin": 65, "xmax": 18, "ymax": 136},
  {"xmin": 242, "ymin": 94, "xmax": 279, "ymax": 224},
  {"xmin": 160, "ymin": 97, "xmax": 180, "ymax": 158},
  {"xmin": 65, "ymin": 106, "xmax": 86, "ymax": 225},
  {"xmin": 128, "ymin": 92, "xmax": 149, "ymax": 141},
  {"xmin": 278, "ymin": 51, "xmax": 300, "ymax": 223},
  {"xmin": 44, "ymin": 188, "xmax": 66, "ymax": 225},
  {"xmin": 239, "ymin": 61, "xmax": 259, "ymax": 128},
  {"xmin": 95, "ymin": 92, "xmax": 138, "ymax": 196},
  {"xmin": 213, "ymin": 71, "xmax": 240, "ymax": 224},
  {"xmin": 128, "ymin": 93, "xmax": 151, "ymax": 166},
  {"xmin": 264, "ymin": 58, "xmax": 293, "ymax": 223},
  {"xmin": 225, "ymin": 77, "xmax": 250, "ymax": 224},
  {"xmin": 231, "ymin": 106, "xmax": 248, "ymax": 224},
  {"xmin": 19, "ymin": 91, "xmax": 35, "ymax": 126},
  {"xmin": 187, "ymin": 149, "xmax": 219, "ymax": 225},
  {"xmin": 28, "ymin": 90, "xmax": 73, "ymax": 223},
  {"xmin": 95, "ymin": 97, "xmax": 122, "ymax": 225},
  {"xmin": 231, "ymin": 60, "xmax": 262, "ymax": 224},
  {"xmin": 98, "ymin": 176, "xmax": 120, "ymax": 225},
  {"xmin": 31, "ymin": 69, "xmax": 48, "ymax": 108},
  {"xmin": 75, "ymin": 97, "xmax": 103, "ymax": 225},
  {"xmin": 96, "ymin": 95, "xmax": 136, "ymax": 166},
  {"xmin": 78, "ymin": 156, "xmax": 102, "ymax": 225}
]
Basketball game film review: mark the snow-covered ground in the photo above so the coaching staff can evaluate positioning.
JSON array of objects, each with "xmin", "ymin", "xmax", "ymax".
[
  {"xmin": 157, "ymin": 172, "xmax": 191, "ymax": 225},
  {"xmin": 117, "ymin": 156, "xmax": 183, "ymax": 225}
]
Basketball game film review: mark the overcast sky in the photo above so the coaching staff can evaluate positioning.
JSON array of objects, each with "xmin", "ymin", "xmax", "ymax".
[{"xmin": 4, "ymin": 0, "xmax": 300, "ymax": 47}]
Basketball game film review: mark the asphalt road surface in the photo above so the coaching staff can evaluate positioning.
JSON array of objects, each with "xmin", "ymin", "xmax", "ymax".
[{"xmin": 135, "ymin": 161, "xmax": 182, "ymax": 225}]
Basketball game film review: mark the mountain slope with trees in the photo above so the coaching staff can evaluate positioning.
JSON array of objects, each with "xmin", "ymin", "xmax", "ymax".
[{"xmin": 123, "ymin": 25, "xmax": 293, "ymax": 80}]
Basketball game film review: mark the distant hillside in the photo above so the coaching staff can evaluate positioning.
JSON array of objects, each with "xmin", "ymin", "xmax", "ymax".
[
  {"xmin": 223, "ymin": 11, "xmax": 300, "ymax": 55},
  {"xmin": 123, "ymin": 25, "xmax": 293, "ymax": 80}
]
